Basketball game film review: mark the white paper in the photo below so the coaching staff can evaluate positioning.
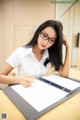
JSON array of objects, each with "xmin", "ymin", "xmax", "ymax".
[
  {"xmin": 11, "ymin": 75, "xmax": 80, "ymax": 112},
  {"xmin": 11, "ymin": 80, "xmax": 68, "ymax": 112},
  {"xmin": 42, "ymin": 75, "xmax": 80, "ymax": 90}
]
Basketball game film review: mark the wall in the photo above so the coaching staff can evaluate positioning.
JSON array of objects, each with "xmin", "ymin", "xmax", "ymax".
[
  {"xmin": 0, "ymin": 0, "xmax": 6, "ymax": 69},
  {"xmin": 56, "ymin": 0, "xmax": 77, "ymax": 19},
  {"xmin": 60, "ymin": 1, "xmax": 80, "ymax": 67}
]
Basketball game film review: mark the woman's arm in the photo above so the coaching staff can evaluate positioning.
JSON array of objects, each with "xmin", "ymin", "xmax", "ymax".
[
  {"xmin": 0, "ymin": 63, "xmax": 35, "ymax": 87},
  {"xmin": 0, "ymin": 63, "xmax": 14, "ymax": 75},
  {"xmin": 58, "ymin": 34, "xmax": 70, "ymax": 77}
]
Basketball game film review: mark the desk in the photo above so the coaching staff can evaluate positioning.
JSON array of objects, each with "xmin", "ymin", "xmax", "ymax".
[{"xmin": 0, "ymin": 90, "xmax": 80, "ymax": 120}]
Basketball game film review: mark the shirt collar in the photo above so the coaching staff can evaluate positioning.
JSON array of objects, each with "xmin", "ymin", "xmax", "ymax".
[
  {"xmin": 24, "ymin": 47, "xmax": 49, "ymax": 59},
  {"xmin": 24, "ymin": 47, "xmax": 32, "ymax": 56},
  {"xmin": 42, "ymin": 49, "xmax": 49, "ymax": 59}
]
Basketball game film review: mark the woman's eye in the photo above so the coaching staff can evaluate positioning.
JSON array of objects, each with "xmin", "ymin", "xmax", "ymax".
[
  {"xmin": 50, "ymin": 39, "xmax": 55, "ymax": 43},
  {"xmin": 43, "ymin": 33, "xmax": 47, "ymax": 38},
  {"xmin": 50, "ymin": 39, "xmax": 54, "ymax": 42}
]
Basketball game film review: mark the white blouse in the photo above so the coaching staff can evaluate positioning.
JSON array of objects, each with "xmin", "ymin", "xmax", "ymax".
[{"xmin": 6, "ymin": 47, "xmax": 51, "ymax": 78}]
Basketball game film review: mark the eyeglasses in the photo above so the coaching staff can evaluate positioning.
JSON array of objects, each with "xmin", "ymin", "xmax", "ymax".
[{"xmin": 40, "ymin": 31, "xmax": 56, "ymax": 44}]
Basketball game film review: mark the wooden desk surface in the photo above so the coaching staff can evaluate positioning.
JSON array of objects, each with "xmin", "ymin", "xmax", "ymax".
[{"xmin": 0, "ymin": 90, "xmax": 80, "ymax": 120}]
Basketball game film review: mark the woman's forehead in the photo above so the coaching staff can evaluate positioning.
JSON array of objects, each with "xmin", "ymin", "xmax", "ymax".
[{"xmin": 42, "ymin": 27, "xmax": 57, "ymax": 37}]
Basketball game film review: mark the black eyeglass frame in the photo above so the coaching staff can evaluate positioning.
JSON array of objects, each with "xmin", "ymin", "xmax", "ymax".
[{"xmin": 40, "ymin": 32, "xmax": 56, "ymax": 44}]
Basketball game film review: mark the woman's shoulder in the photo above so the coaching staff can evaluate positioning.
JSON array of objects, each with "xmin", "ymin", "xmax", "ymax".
[
  {"xmin": 16, "ymin": 46, "xmax": 30, "ymax": 52},
  {"xmin": 15, "ymin": 46, "xmax": 32, "ymax": 56}
]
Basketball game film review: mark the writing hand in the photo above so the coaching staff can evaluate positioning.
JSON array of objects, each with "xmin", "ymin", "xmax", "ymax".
[{"xmin": 19, "ymin": 74, "xmax": 36, "ymax": 87}]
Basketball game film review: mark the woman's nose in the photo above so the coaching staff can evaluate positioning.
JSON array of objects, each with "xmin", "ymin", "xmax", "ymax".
[{"xmin": 43, "ymin": 39, "xmax": 49, "ymax": 44}]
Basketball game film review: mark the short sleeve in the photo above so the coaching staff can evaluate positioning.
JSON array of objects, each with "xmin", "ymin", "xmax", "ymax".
[{"xmin": 6, "ymin": 48, "xmax": 20, "ymax": 68}]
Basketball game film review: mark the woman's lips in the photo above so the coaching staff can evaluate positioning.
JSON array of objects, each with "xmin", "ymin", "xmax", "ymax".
[{"xmin": 41, "ymin": 44, "xmax": 46, "ymax": 48}]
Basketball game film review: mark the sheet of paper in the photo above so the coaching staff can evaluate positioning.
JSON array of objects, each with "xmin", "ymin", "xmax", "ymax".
[
  {"xmin": 42, "ymin": 75, "xmax": 80, "ymax": 90},
  {"xmin": 11, "ymin": 80, "xmax": 68, "ymax": 112}
]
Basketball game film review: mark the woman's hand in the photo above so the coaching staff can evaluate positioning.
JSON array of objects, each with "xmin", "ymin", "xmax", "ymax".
[
  {"xmin": 18, "ymin": 74, "xmax": 36, "ymax": 87},
  {"xmin": 63, "ymin": 33, "xmax": 70, "ymax": 48},
  {"xmin": 58, "ymin": 33, "xmax": 70, "ymax": 77}
]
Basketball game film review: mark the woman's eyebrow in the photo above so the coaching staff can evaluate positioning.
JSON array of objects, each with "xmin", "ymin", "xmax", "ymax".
[
  {"xmin": 42, "ymin": 31, "xmax": 56, "ymax": 39},
  {"xmin": 42, "ymin": 31, "xmax": 48, "ymax": 35}
]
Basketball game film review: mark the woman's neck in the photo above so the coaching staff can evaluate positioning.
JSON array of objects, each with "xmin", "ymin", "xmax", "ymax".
[
  {"xmin": 32, "ymin": 44, "xmax": 44, "ymax": 61},
  {"xmin": 32, "ymin": 44, "xmax": 44, "ymax": 55}
]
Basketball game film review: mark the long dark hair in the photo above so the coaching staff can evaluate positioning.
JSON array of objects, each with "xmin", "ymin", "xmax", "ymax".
[{"xmin": 24, "ymin": 20, "xmax": 63, "ymax": 70}]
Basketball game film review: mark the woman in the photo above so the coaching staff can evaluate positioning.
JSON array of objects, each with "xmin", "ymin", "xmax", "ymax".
[{"xmin": 0, "ymin": 20, "xmax": 70, "ymax": 87}]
